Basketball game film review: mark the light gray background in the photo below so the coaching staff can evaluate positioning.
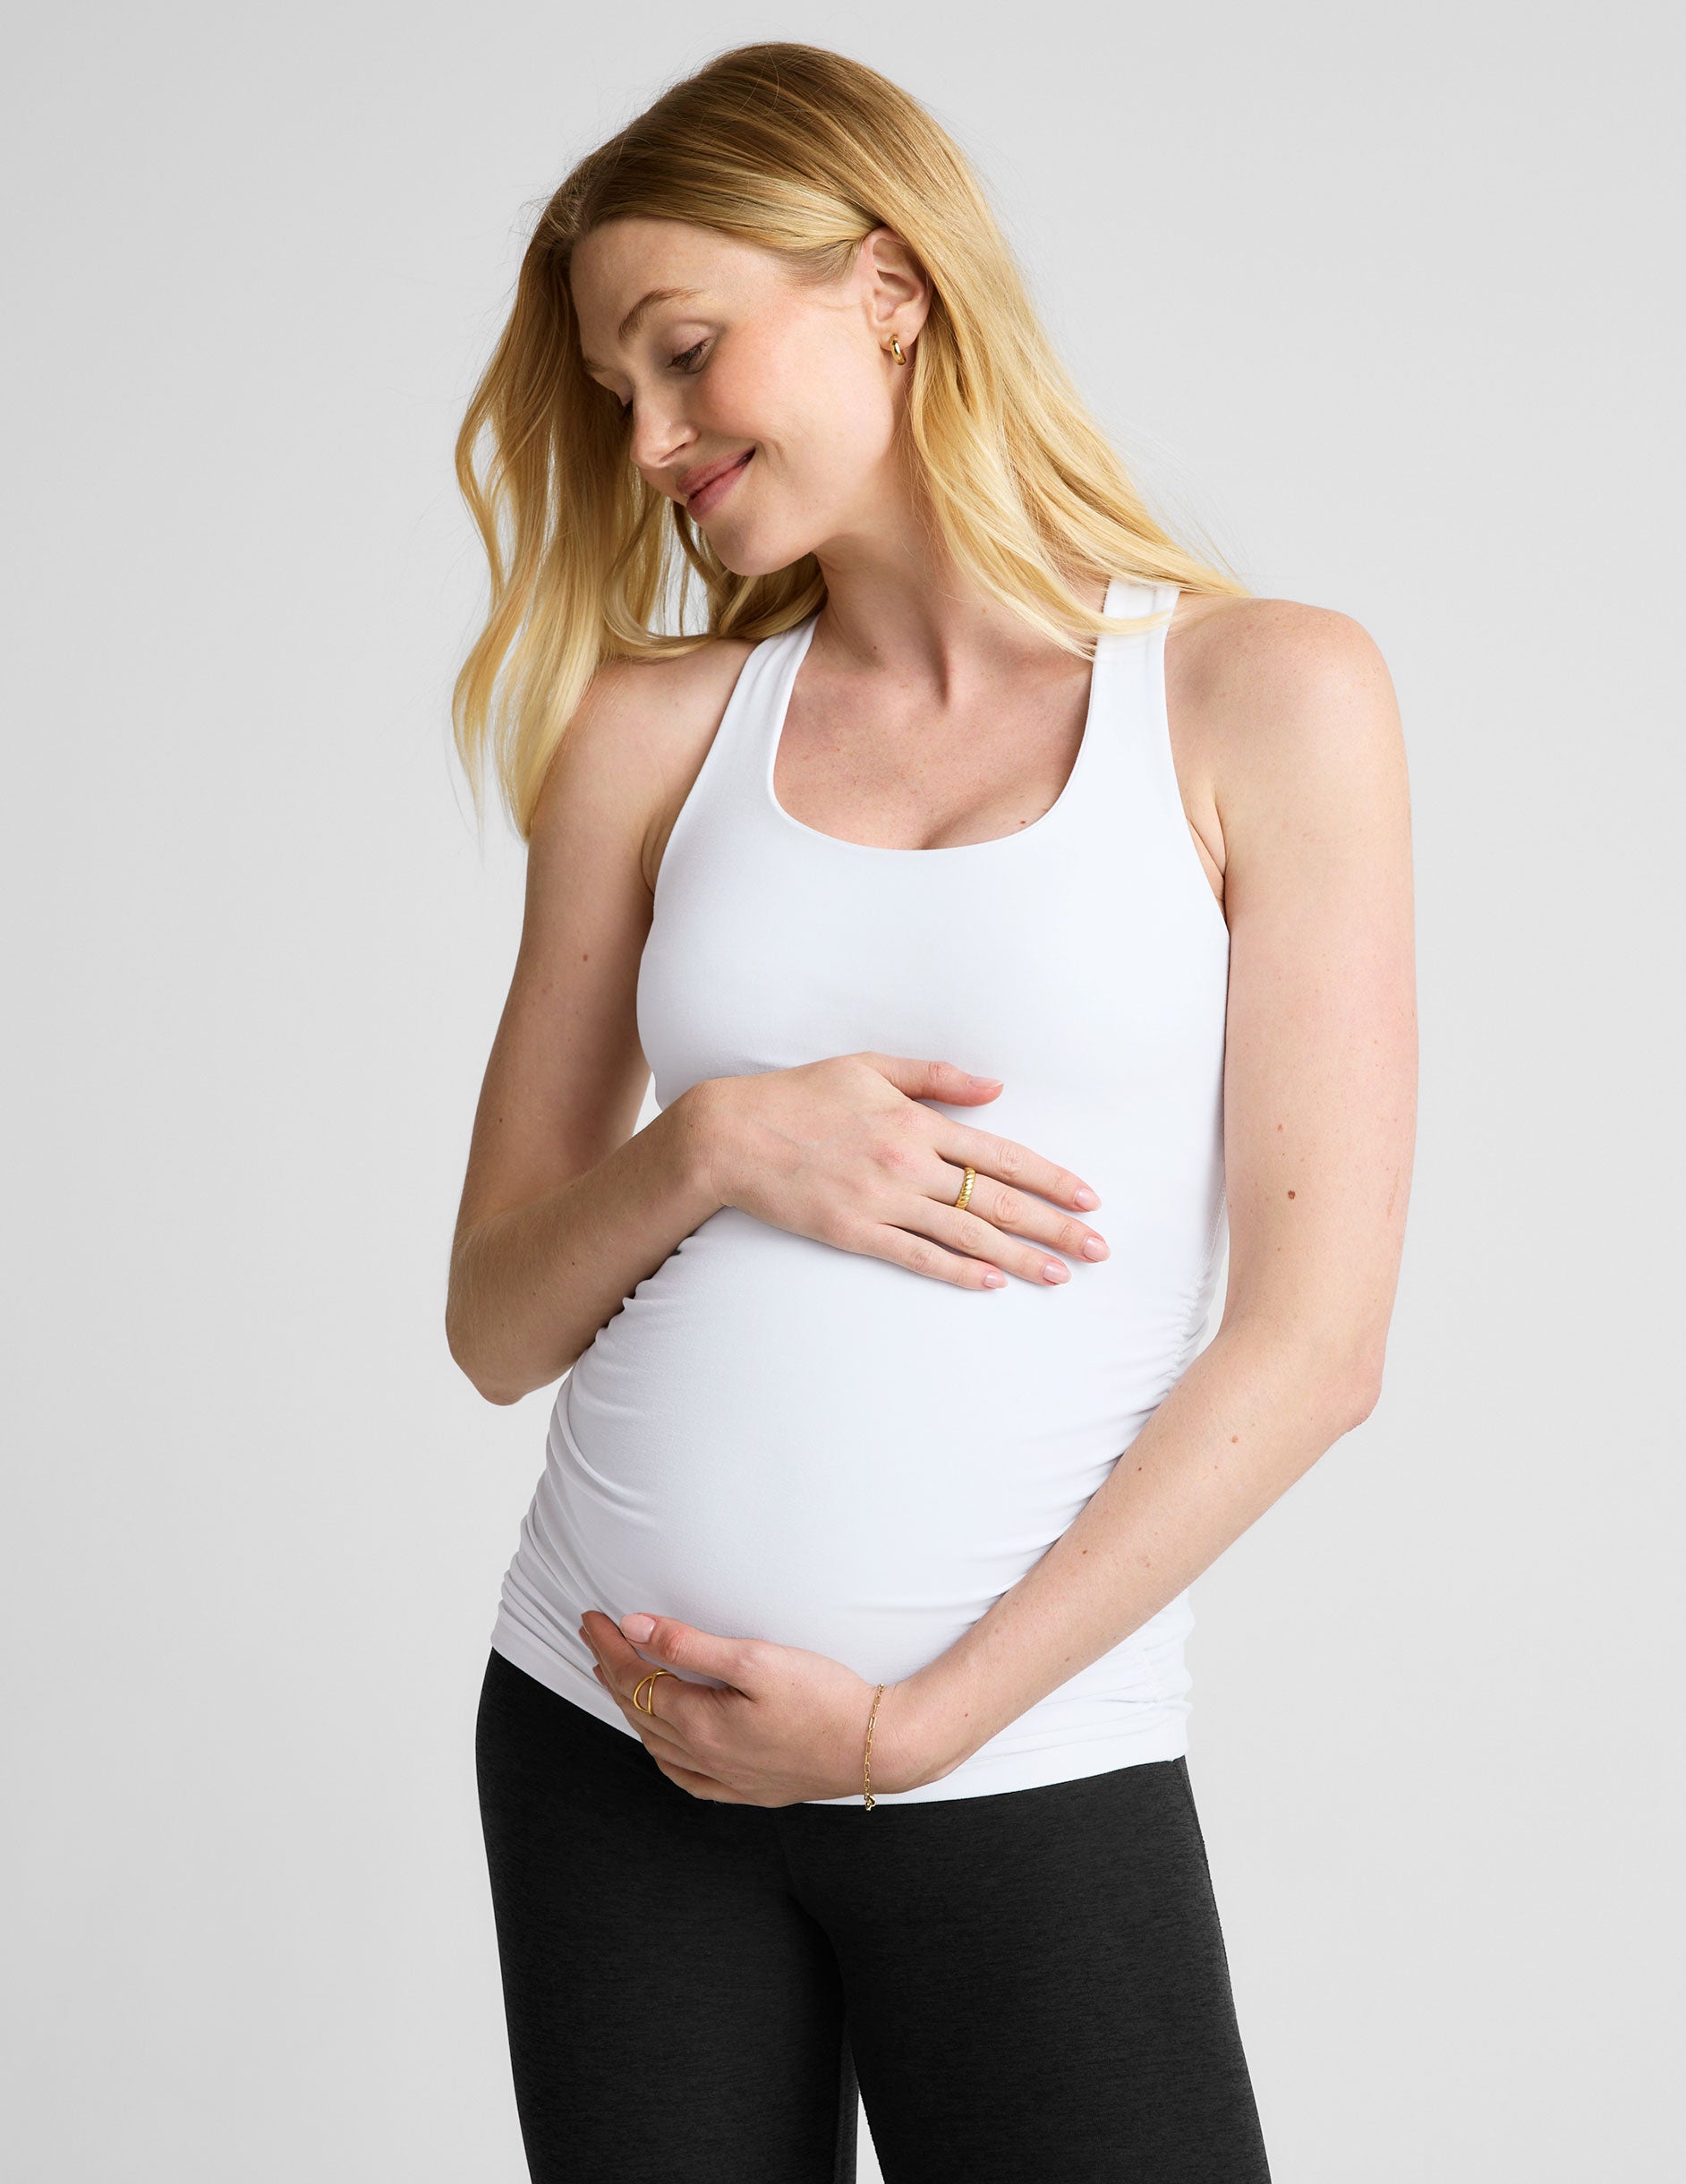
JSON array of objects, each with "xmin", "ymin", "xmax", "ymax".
[{"xmin": 4, "ymin": 3, "xmax": 1681, "ymax": 2178}]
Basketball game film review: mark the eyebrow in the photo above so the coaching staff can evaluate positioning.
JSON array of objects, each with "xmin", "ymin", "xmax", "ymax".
[
  {"xmin": 578, "ymin": 286, "xmax": 702, "ymax": 372},
  {"xmin": 619, "ymin": 286, "xmax": 700, "ymax": 344}
]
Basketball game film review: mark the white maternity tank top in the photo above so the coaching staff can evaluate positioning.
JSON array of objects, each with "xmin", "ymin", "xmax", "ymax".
[{"xmin": 489, "ymin": 572, "xmax": 1231, "ymax": 1804}]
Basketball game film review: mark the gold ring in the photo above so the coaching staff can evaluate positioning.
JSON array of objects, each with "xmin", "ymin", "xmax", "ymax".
[
  {"xmin": 633, "ymin": 1669, "xmax": 674, "ymax": 1713},
  {"xmin": 954, "ymin": 1165, "xmax": 976, "ymax": 1211}
]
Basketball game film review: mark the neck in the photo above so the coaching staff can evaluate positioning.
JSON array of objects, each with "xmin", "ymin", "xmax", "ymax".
[{"xmin": 806, "ymin": 484, "xmax": 1106, "ymax": 697}]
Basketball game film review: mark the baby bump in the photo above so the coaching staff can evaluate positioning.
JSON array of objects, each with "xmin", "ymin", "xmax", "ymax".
[
  {"xmin": 552, "ymin": 1214, "xmax": 1104, "ymax": 1668},
  {"xmin": 555, "ymin": 1372, "xmax": 1029, "ymax": 1684},
  {"xmin": 554, "ymin": 1212, "xmax": 1150, "ymax": 1683}
]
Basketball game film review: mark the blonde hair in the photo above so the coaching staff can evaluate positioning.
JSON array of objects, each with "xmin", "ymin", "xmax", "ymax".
[{"xmin": 453, "ymin": 40, "xmax": 1247, "ymax": 837}]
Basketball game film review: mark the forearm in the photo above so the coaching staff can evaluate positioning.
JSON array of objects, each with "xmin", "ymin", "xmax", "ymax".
[
  {"xmin": 447, "ymin": 1082, "xmax": 726, "ymax": 1403},
  {"xmin": 895, "ymin": 1318, "xmax": 1379, "ymax": 1783}
]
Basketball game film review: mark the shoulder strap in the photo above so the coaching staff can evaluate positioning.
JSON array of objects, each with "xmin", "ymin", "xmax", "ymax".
[{"xmin": 655, "ymin": 616, "xmax": 817, "ymax": 878}]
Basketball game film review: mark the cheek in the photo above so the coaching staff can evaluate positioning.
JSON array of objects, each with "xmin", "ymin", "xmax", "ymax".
[
  {"xmin": 728, "ymin": 331, "xmax": 896, "ymax": 499},
  {"xmin": 694, "ymin": 339, "xmax": 780, "ymax": 435}
]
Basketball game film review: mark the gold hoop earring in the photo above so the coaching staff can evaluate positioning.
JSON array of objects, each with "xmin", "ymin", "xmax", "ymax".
[{"xmin": 888, "ymin": 335, "xmax": 907, "ymax": 366}]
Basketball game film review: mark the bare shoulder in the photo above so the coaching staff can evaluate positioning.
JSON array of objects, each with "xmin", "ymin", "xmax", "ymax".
[
  {"xmin": 1170, "ymin": 593, "xmax": 1401, "ymax": 762},
  {"xmin": 1165, "ymin": 594, "xmax": 1406, "ymax": 876},
  {"xmin": 1173, "ymin": 579, "xmax": 1384, "ymax": 674},
  {"xmin": 527, "ymin": 636, "xmax": 758, "ymax": 892}
]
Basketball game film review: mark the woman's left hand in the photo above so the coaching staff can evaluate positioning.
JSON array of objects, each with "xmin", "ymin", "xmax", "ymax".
[{"xmin": 577, "ymin": 1608, "xmax": 941, "ymax": 1805}]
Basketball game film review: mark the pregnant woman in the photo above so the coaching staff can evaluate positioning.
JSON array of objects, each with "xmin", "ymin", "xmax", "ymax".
[{"xmin": 447, "ymin": 40, "xmax": 1416, "ymax": 2184}]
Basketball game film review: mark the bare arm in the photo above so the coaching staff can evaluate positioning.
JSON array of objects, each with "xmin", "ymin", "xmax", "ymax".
[
  {"xmin": 887, "ymin": 601, "xmax": 1418, "ymax": 1784},
  {"xmin": 445, "ymin": 654, "xmax": 745, "ymax": 1404}
]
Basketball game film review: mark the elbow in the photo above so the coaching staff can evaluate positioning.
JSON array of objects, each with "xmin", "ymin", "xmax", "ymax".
[
  {"xmin": 454, "ymin": 1352, "xmax": 531, "ymax": 1409},
  {"xmin": 1222, "ymin": 1305, "xmax": 1389, "ymax": 1442},
  {"xmin": 1323, "ymin": 1336, "xmax": 1387, "ymax": 1438},
  {"xmin": 444, "ymin": 1310, "xmax": 530, "ymax": 1408},
  {"xmin": 470, "ymin": 1373, "xmax": 528, "ymax": 1409},
  {"xmin": 1239, "ymin": 1321, "xmax": 1385, "ymax": 1440},
  {"xmin": 1332, "ymin": 1377, "xmax": 1382, "ymax": 1439},
  {"xmin": 445, "ymin": 1309, "xmax": 577, "ymax": 1407}
]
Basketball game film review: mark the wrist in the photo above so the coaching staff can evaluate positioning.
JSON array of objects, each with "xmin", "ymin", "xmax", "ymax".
[
  {"xmin": 670, "ymin": 1076, "xmax": 740, "ymax": 1216},
  {"xmin": 872, "ymin": 1668, "xmax": 977, "ymax": 1795}
]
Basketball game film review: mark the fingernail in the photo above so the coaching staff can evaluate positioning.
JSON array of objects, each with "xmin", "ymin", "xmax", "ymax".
[
  {"xmin": 967, "ymin": 1073, "xmax": 1001, "ymax": 1086},
  {"xmin": 1073, "ymin": 1186, "xmax": 1099, "ymax": 1209},
  {"xmin": 1081, "ymin": 1236, "xmax": 1109, "ymax": 1259},
  {"xmin": 621, "ymin": 1613, "xmax": 656, "ymax": 1642},
  {"xmin": 983, "ymin": 1269, "xmax": 1007, "ymax": 1287},
  {"xmin": 1043, "ymin": 1262, "xmax": 1069, "ymax": 1284}
]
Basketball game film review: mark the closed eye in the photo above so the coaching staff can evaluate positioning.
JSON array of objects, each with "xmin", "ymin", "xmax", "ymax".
[{"xmin": 609, "ymin": 338, "xmax": 711, "ymax": 419}]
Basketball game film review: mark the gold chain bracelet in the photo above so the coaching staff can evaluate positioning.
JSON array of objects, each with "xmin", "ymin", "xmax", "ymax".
[{"xmin": 863, "ymin": 1682, "xmax": 885, "ymax": 1810}]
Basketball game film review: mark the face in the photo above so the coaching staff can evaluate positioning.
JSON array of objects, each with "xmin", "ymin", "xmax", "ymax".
[{"xmin": 569, "ymin": 216, "xmax": 928, "ymax": 576}]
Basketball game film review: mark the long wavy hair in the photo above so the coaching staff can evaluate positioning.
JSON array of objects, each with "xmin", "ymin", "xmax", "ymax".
[{"xmin": 453, "ymin": 40, "xmax": 1247, "ymax": 836}]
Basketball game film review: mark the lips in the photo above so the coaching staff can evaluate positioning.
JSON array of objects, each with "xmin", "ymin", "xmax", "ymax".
[{"xmin": 679, "ymin": 448, "xmax": 754, "ymax": 512}]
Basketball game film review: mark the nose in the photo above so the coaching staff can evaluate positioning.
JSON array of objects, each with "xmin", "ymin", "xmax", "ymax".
[{"xmin": 626, "ymin": 393, "xmax": 695, "ymax": 488}]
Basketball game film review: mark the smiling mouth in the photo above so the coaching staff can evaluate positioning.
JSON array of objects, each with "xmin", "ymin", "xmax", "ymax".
[{"xmin": 685, "ymin": 449, "xmax": 754, "ymax": 513}]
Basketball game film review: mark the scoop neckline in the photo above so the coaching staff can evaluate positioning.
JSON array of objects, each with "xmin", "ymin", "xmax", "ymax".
[{"xmin": 762, "ymin": 575, "xmax": 1131, "ymax": 857}]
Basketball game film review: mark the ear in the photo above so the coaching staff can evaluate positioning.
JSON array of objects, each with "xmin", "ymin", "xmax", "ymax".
[{"xmin": 857, "ymin": 226, "xmax": 932, "ymax": 356}]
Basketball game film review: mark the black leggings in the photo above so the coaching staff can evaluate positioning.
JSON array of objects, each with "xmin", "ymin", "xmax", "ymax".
[{"xmin": 475, "ymin": 1647, "xmax": 1272, "ymax": 2182}]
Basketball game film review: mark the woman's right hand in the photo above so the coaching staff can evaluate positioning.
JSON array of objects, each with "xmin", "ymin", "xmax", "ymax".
[{"xmin": 689, "ymin": 1054, "xmax": 1110, "ymax": 1289}]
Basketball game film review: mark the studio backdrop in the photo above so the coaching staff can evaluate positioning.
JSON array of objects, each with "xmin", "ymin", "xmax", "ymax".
[{"xmin": 3, "ymin": 3, "xmax": 1680, "ymax": 2179}]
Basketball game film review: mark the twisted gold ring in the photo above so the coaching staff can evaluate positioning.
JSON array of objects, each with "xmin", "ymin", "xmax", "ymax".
[{"xmin": 954, "ymin": 1165, "xmax": 976, "ymax": 1212}]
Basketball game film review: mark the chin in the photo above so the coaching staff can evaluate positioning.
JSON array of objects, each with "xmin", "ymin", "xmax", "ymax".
[
  {"xmin": 709, "ymin": 522, "xmax": 826, "ymax": 582},
  {"xmin": 690, "ymin": 469, "xmax": 828, "ymax": 577}
]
